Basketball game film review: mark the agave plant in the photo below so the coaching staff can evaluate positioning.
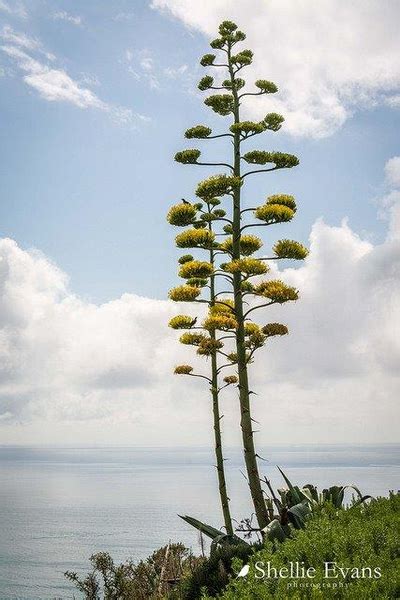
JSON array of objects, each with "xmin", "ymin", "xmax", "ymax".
[{"xmin": 261, "ymin": 468, "xmax": 372, "ymax": 543}]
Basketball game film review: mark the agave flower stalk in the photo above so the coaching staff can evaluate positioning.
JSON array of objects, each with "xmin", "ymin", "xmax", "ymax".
[
  {"xmin": 168, "ymin": 200, "xmax": 234, "ymax": 536},
  {"xmin": 173, "ymin": 21, "xmax": 309, "ymax": 530}
]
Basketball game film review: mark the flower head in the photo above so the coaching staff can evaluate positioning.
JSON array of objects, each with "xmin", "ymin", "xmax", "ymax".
[
  {"xmin": 178, "ymin": 254, "xmax": 194, "ymax": 265},
  {"xmin": 220, "ymin": 235, "xmax": 263, "ymax": 256},
  {"xmin": 254, "ymin": 204, "xmax": 295, "ymax": 224},
  {"xmin": 196, "ymin": 174, "xmax": 241, "ymax": 200},
  {"xmin": 246, "ymin": 331, "xmax": 266, "ymax": 349},
  {"xmin": 223, "ymin": 375, "xmax": 238, "ymax": 385},
  {"xmin": 198, "ymin": 75, "xmax": 214, "ymax": 91},
  {"xmin": 210, "ymin": 299, "xmax": 234, "ymax": 315},
  {"xmin": 203, "ymin": 314, "xmax": 238, "ymax": 331},
  {"xmin": 200, "ymin": 53, "xmax": 215, "ymax": 67},
  {"xmin": 222, "ymin": 258, "xmax": 268, "ymax": 276},
  {"xmin": 267, "ymin": 194, "xmax": 297, "ymax": 211},
  {"xmin": 262, "ymin": 323, "xmax": 289, "ymax": 337},
  {"xmin": 204, "ymin": 94, "xmax": 234, "ymax": 116},
  {"xmin": 185, "ymin": 125, "xmax": 212, "ymax": 139},
  {"xmin": 167, "ymin": 203, "xmax": 197, "ymax": 226},
  {"xmin": 197, "ymin": 338, "xmax": 223, "ymax": 356},
  {"xmin": 179, "ymin": 260, "xmax": 213, "ymax": 279},
  {"xmin": 168, "ymin": 315, "xmax": 196, "ymax": 330},
  {"xmin": 169, "ymin": 285, "xmax": 201, "ymax": 302},
  {"xmin": 253, "ymin": 280, "xmax": 298, "ymax": 303},
  {"xmin": 179, "ymin": 332, "xmax": 207, "ymax": 346},
  {"xmin": 175, "ymin": 228, "xmax": 215, "ymax": 249},
  {"xmin": 230, "ymin": 121, "xmax": 265, "ymax": 136},
  {"xmin": 255, "ymin": 80, "xmax": 278, "ymax": 93},
  {"xmin": 175, "ymin": 149, "xmax": 201, "ymax": 164},
  {"xmin": 186, "ymin": 278, "xmax": 208, "ymax": 288},
  {"xmin": 243, "ymin": 151, "xmax": 299, "ymax": 168},
  {"xmin": 244, "ymin": 322, "xmax": 261, "ymax": 336},
  {"xmin": 231, "ymin": 50, "xmax": 253, "ymax": 66},
  {"xmin": 273, "ymin": 239, "xmax": 309, "ymax": 260},
  {"xmin": 263, "ymin": 113, "xmax": 284, "ymax": 131},
  {"xmin": 174, "ymin": 365, "xmax": 193, "ymax": 375}
]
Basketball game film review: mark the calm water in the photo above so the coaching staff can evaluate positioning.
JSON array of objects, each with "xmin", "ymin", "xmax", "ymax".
[{"xmin": 0, "ymin": 445, "xmax": 398, "ymax": 599}]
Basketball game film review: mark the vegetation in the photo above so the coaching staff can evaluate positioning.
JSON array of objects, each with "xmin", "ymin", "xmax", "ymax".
[
  {"xmin": 64, "ymin": 543, "xmax": 203, "ymax": 600},
  {"xmin": 65, "ymin": 18, "xmax": 398, "ymax": 600},
  {"xmin": 202, "ymin": 494, "xmax": 400, "ymax": 599},
  {"xmin": 66, "ymin": 495, "xmax": 400, "ymax": 599},
  {"xmin": 169, "ymin": 19, "xmax": 308, "ymax": 532}
]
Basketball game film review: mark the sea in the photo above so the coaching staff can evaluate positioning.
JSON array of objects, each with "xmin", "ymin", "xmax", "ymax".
[{"xmin": 0, "ymin": 444, "xmax": 398, "ymax": 599}]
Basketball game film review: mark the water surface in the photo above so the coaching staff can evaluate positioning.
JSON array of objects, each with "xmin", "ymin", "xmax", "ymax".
[{"xmin": 0, "ymin": 445, "xmax": 398, "ymax": 599}]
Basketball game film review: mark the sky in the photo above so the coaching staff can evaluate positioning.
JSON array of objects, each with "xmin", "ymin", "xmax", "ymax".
[{"xmin": 0, "ymin": 0, "xmax": 399, "ymax": 446}]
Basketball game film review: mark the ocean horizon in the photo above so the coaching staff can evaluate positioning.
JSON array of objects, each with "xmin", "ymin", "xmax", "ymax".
[{"xmin": 0, "ymin": 444, "xmax": 399, "ymax": 599}]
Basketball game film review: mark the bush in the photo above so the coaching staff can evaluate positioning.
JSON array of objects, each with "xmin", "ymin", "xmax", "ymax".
[
  {"xmin": 202, "ymin": 494, "xmax": 400, "ymax": 599},
  {"xmin": 175, "ymin": 544, "xmax": 257, "ymax": 600}
]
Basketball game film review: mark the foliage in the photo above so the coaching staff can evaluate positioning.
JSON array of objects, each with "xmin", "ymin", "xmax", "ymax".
[
  {"xmin": 65, "ymin": 544, "xmax": 203, "ymax": 600},
  {"xmin": 202, "ymin": 494, "xmax": 400, "ymax": 599}
]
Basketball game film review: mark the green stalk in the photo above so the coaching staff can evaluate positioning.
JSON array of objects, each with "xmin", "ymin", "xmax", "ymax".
[
  {"xmin": 209, "ymin": 220, "xmax": 233, "ymax": 536},
  {"xmin": 227, "ymin": 45, "xmax": 269, "ymax": 529}
]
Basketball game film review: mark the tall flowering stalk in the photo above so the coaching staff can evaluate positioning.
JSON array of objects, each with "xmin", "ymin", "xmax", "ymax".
[
  {"xmin": 169, "ymin": 21, "xmax": 308, "ymax": 530},
  {"xmin": 167, "ymin": 200, "xmax": 234, "ymax": 536}
]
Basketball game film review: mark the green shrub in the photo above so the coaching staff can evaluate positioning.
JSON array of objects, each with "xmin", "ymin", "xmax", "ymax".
[
  {"xmin": 202, "ymin": 494, "xmax": 400, "ymax": 599},
  {"xmin": 175, "ymin": 544, "xmax": 257, "ymax": 600}
]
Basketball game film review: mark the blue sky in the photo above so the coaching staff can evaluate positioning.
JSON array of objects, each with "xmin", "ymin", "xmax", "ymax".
[
  {"xmin": 1, "ymin": 0, "xmax": 399, "ymax": 302},
  {"xmin": 0, "ymin": 0, "xmax": 399, "ymax": 445}
]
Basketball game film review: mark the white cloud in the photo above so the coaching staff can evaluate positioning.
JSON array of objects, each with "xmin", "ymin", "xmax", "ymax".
[
  {"xmin": 385, "ymin": 156, "xmax": 400, "ymax": 188},
  {"xmin": 113, "ymin": 11, "xmax": 135, "ymax": 22},
  {"xmin": 151, "ymin": 0, "xmax": 400, "ymax": 138},
  {"xmin": 0, "ymin": 0, "xmax": 27, "ymax": 18},
  {"xmin": 53, "ymin": 11, "xmax": 82, "ymax": 27},
  {"xmin": 0, "ymin": 161, "xmax": 399, "ymax": 445},
  {"xmin": 0, "ymin": 27, "xmax": 149, "ymax": 124},
  {"xmin": 124, "ymin": 47, "xmax": 190, "ymax": 90},
  {"xmin": 164, "ymin": 64, "xmax": 188, "ymax": 78}
]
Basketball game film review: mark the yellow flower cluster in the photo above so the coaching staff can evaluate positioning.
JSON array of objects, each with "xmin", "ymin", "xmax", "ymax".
[
  {"xmin": 245, "ymin": 330, "xmax": 266, "ymax": 349},
  {"xmin": 262, "ymin": 323, "xmax": 289, "ymax": 337},
  {"xmin": 197, "ymin": 338, "xmax": 224, "ymax": 356},
  {"xmin": 244, "ymin": 322, "xmax": 261, "ymax": 335},
  {"xmin": 204, "ymin": 94, "xmax": 234, "ymax": 116},
  {"xmin": 203, "ymin": 314, "xmax": 238, "ymax": 331},
  {"xmin": 179, "ymin": 260, "xmax": 213, "ymax": 279},
  {"xmin": 267, "ymin": 194, "xmax": 297, "ymax": 211},
  {"xmin": 230, "ymin": 121, "xmax": 265, "ymax": 135},
  {"xmin": 223, "ymin": 375, "xmax": 238, "ymax": 385},
  {"xmin": 185, "ymin": 125, "xmax": 212, "ymax": 139},
  {"xmin": 179, "ymin": 332, "xmax": 207, "ymax": 346},
  {"xmin": 253, "ymin": 280, "xmax": 299, "ymax": 303},
  {"xmin": 255, "ymin": 80, "xmax": 278, "ymax": 93},
  {"xmin": 254, "ymin": 203, "xmax": 294, "ymax": 224},
  {"xmin": 196, "ymin": 174, "xmax": 241, "ymax": 200},
  {"xmin": 219, "ymin": 235, "xmax": 263, "ymax": 256},
  {"xmin": 174, "ymin": 365, "xmax": 193, "ymax": 375},
  {"xmin": 175, "ymin": 149, "xmax": 201, "ymax": 164},
  {"xmin": 273, "ymin": 239, "xmax": 309, "ymax": 260},
  {"xmin": 222, "ymin": 258, "xmax": 268, "ymax": 276},
  {"xmin": 175, "ymin": 228, "xmax": 215, "ymax": 249},
  {"xmin": 169, "ymin": 285, "xmax": 201, "ymax": 302},
  {"xmin": 243, "ymin": 151, "xmax": 299, "ymax": 168},
  {"xmin": 168, "ymin": 315, "xmax": 196, "ymax": 329},
  {"xmin": 210, "ymin": 299, "xmax": 234, "ymax": 315},
  {"xmin": 167, "ymin": 203, "xmax": 197, "ymax": 227}
]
